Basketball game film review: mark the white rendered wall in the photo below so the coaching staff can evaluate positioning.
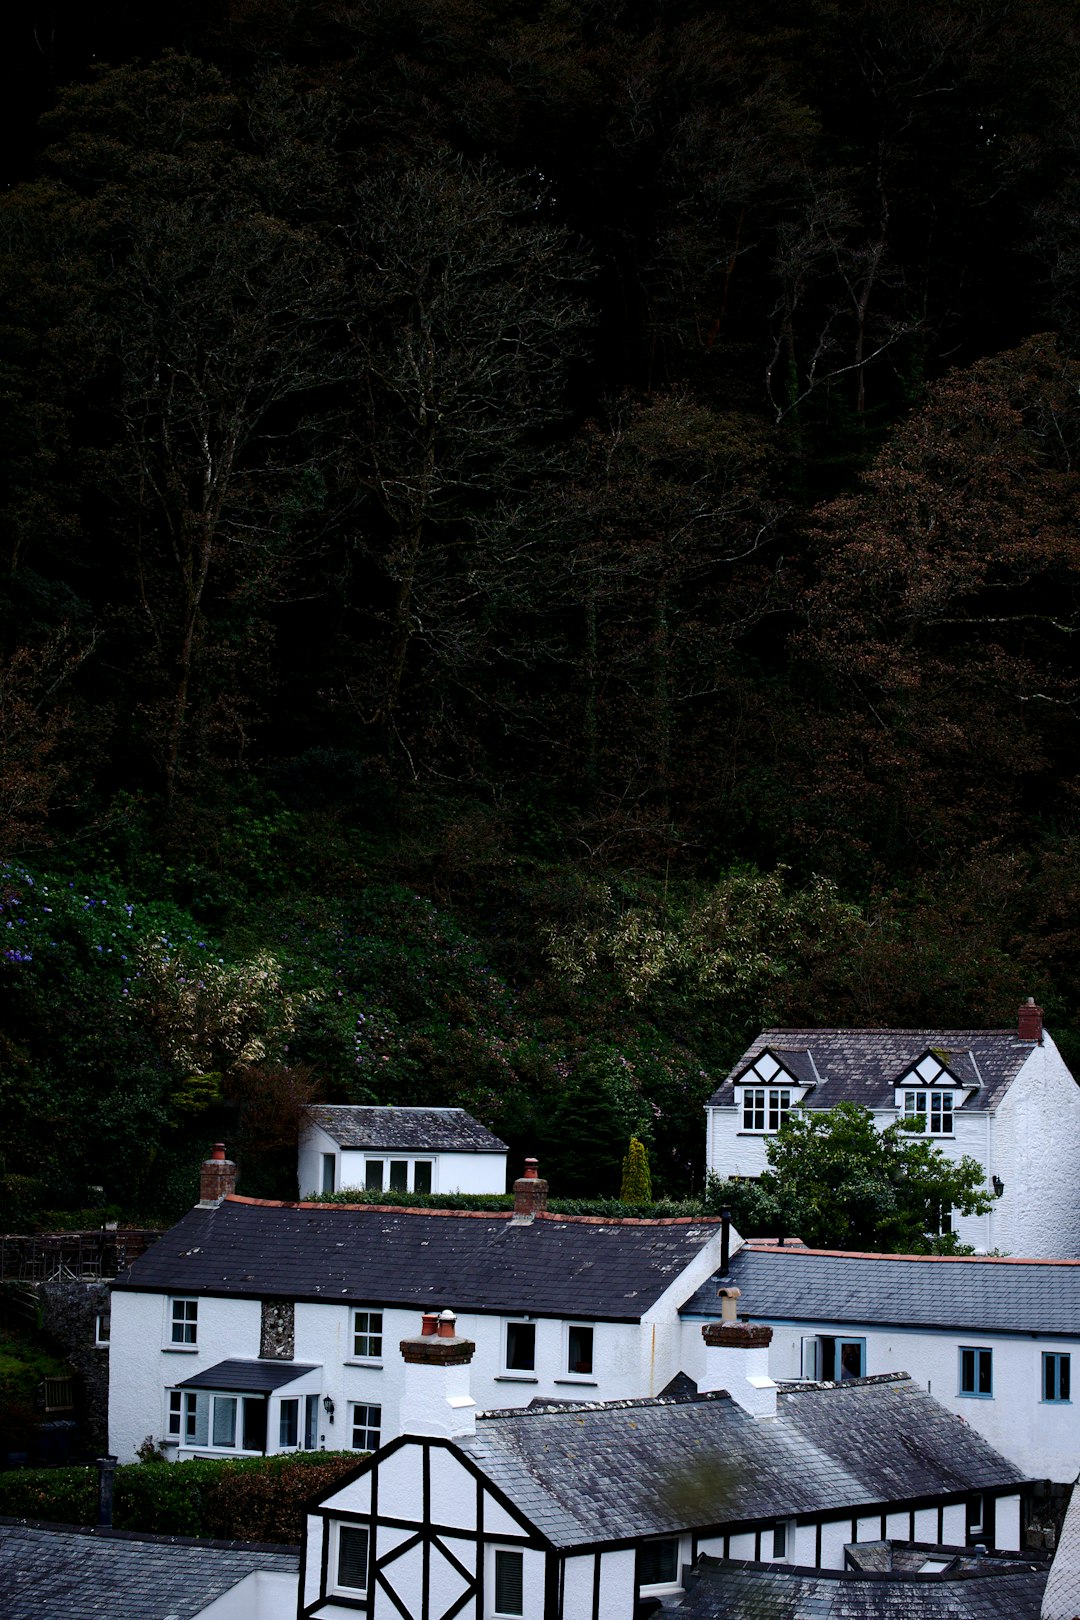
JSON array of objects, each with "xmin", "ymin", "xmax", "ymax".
[
  {"xmin": 194, "ymin": 1570, "xmax": 299, "ymax": 1619},
  {"xmin": 733, "ymin": 1314, "xmax": 1077, "ymax": 1481},
  {"xmin": 990, "ymin": 1037, "xmax": 1080, "ymax": 1257}
]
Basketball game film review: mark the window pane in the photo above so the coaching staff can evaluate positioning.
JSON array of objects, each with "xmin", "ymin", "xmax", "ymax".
[
  {"xmin": 351, "ymin": 1403, "xmax": 381, "ymax": 1451},
  {"xmin": 961, "ymin": 1349, "xmax": 975, "ymax": 1393},
  {"xmin": 1061, "ymin": 1356, "xmax": 1071, "ymax": 1402},
  {"xmin": 506, "ymin": 1322, "xmax": 535, "ymax": 1371},
  {"xmin": 321, "ymin": 1154, "xmax": 336, "ymax": 1193},
  {"xmin": 839, "ymin": 1340, "xmax": 863, "ymax": 1379},
  {"xmin": 304, "ymin": 1393, "xmax": 319, "ymax": 1450},
  {"xmin": 338, "ymin": 1525, "xmax": 369, "ymax": 1591},
  {"xmin": 242, "ymin": 1396, "xmax": 267, "ymax": 1453},
  {"xmin": 639, "ymin": 1539, "xmax": 679, "ymax": 1586},
  {"xmin": 354, "ymin": 1310, "xmax": 383, "ymax": 1359},
  {"xmin": 413, "ymin": 1161, "xmax": 432, "ymax": 1194},
  {"xmin": 389, "ymin": 1160, "xmax": 408, "ymax": 1191},
  {"xmin": 772, "ymin": 1523, "xmax": 787, "ymax": 1559},
  {"xmin": 213, "ymin": 1396, "xmax": 237, "ymax": 1448},
  {"xmin": 977, "ymin": 1351, "xmax": 992, "ymax": 1395},
  {"xmin": 168, "ymin": 1391, "xmax": 182, "ymax": 1437},
  {"xmin": 365, "ymin": 1160, "xmax": 384, "ymax": 1191},
  {"xmin": 568, "ymin": 1324, "xmax": 593, "ymax": 1375},
  {"xmin": 279, "ymin": 1398, "xmax": 299, "ymax": 1448},
  {"xmin": 495, "ymin": 1549, "xmax": 524, "ymax": 1615}
]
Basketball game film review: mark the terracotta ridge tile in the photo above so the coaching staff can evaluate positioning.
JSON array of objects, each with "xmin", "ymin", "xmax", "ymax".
[{"xmin": 221, "ymin": 1196, "xmax": 722, "ymax": 1227}]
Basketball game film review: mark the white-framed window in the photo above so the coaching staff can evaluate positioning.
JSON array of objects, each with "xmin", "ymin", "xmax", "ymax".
[
  {"xmin": 174, "ymin": 1390, "xmax": 268, "ymax": 1452},
  {"xmin": 168, "ymin": 1297, "xmax": 198, "ymax": 1346},
  {"xmin": 504, "ymin": 1320, "xmax": 536, "ymax": 1373},
  {"xmin": 741, "ymin": 1088, "xmax": 792, "ymax": 1132},
  {"xmin": 321, "ymin": 1153, "xmax": 336, "ymax": 1193},
  {"xmin": 352, "ymin": 1310, "xmax": 383, "ymax": 1360},
  {"xmin": 637, "ymin": 1536, "xmax": 682, "ymax": 1593},
  {"xmin": 904, "ymin": 1089, "xmax": 953, "ymax": 1134},
  {"xmin": 95, "ymin": 1310, "xmax": 110, "ymax": 1346},
  {"xmin": 332, "ymin": 1522, "xmax": 370, "ymax": 1596},
  {"xmin": 363, "ymin": 1158, "xmax": 434, "ymax": 1193},
  {"xmin": 351, "ymin": 1402, "xmax": 381, "ymax": 1452},
  {"xmin": 771, "ymin": 1520, "xmax": 794, "ymax": 1560},
  {"xmin": 801, "ymin": 1335, "xmax": 865, "ymax": 1381},
  {"xmin": 566, "ymin": 1323, "xmax": 594, "ymax": 1376},
  {"xmin": 492, "ymin": 1547, "xmax": 524, "ymax": 1616},
  {"xmin": 279, "ymin": 1397, "xmax": 300, "ymax": 1449}
]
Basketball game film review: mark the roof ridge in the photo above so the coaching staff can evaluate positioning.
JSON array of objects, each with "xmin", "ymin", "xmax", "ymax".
[
  {"xmin": 224, "ymin": 1196, "xmax": 723, "ymax": 1227},
  {"xmin": 743, "ymin": 1241, "xmax": 1080, "ymax": 1266},
  {"xmin": 477, "ymin": 1390, "xmax": 734, "ymax": 1422},
  {"xmin": 776, "ymin": 1372, "xmax": 912, "ymax": 1392}
]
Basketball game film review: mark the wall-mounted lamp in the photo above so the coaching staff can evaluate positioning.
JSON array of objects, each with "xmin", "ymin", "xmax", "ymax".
[
  {"xmin": 322, "ymin": 1395, "xmax": 335, "ymax": 1423},
  {"xmin": 991, "ymin": 1176, "xmax": 1004, "ymax": 1198}
]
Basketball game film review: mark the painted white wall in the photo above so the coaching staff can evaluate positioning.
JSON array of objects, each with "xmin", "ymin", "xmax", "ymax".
[
  {"xmin": 110, "ymin": 1287, "xmax": 691, "ymax": 1462},
  {"xmin": 705, "ymin": 1034, "xmax": 1080, "ymax": 1258},
  {"xmin": 298, "ymin": 1122, "xmax": 507, "ymax": 1198},
  {"xmin": 194, "ymin": 1569, "xmax": 299, "ymax": 1619},
  {"xmin": 742, "ymin": 1315, "xmax": 1078, "ymax": 1481}
]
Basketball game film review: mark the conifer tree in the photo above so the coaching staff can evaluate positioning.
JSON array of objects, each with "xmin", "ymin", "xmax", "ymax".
[{"xmin": 620, "ymin": 1136, "xmax": 653, "ymax": 1204}]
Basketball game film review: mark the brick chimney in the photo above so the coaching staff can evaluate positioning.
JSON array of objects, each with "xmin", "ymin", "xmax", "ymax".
[
  {"xmin": 1018, "ymin": 998, "xmax": 1044, "ymax": 1044},
  {"xmin": 199, "ymin": 1143, "xmax": 238, "ymax": 1206},
  {"xmin": 399, "ymin": 1310, "xmax": 477, "ymax": 1439},
  {"xmin": 512, "ymin": 1157, "xmax": 548, "ymax": 1222},
  {"xmin": 700, "ymin": 1287, "xmax": 777, "ymax": 1418}
]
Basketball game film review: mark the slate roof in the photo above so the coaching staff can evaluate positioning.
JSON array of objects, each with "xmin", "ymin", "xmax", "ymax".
[
  {"xmin": 676, "ymin": 1555, "xmax": 1047, "ymax": 1620},
  {"xmin": 112, "ymin": 1197, "xmax": 722, "ymax": 1322},
  {"xmin": 307, "ymin": 1105, "xmax": 508, "ymax": 1153},
  {"xmin": 680, "ymin": 1244, "xmax": 1080, "ymax": 1336},
  {"xmin": 1041, "ymin": 1483, "xmax": 1080, "ymax": 1620},
  {"xmin": 708, "ymin": 1029, "xmax": 1039, "ymax": 1112},
  {"xmin": 452, "ymin": 1376, "xmax": 1025, "ymax": 1551},
  {"xmin": 176, "ymin": 1358, "xmax": 319, "ymax": 1392},
  {"xmin": 0, "ymin": 1522, "xmax": 298, "ymax": 1620}
]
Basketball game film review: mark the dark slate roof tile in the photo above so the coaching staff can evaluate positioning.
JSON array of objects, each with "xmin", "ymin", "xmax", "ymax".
[
  {"xmin": 677, "ymin": 1558, "xmax": 1046, "ymax": 1620},
  {"xmin": 455, "ymin": 1378, "xmax": 1024, "ymax": 1551},
  {"xmin": 0, "ymin": 1524, "xmax": 297, "ymax": 1620},
  {"xmin": 707, "ymin": 1030, "xmax": 1038, "ymax": 1112},
  {"xmin": 176, "ymin": 1358, "xmax": 319, "ymax": 1392},
  {"xmin": 308, "ymin": 1105, "xmax": 508, "ymax": 1152},
  {"xmin": 114, "ymin": 1199, "xmax": 721, "ymax": 1322},
  {"xmin": 681, "ymin": 1247, "xmax": 1080, "ymax": 1335}
]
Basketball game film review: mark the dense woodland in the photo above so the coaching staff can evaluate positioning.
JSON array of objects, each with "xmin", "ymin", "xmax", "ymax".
[{"xmin": 4, "ymin": 0, "xmax": 1080, "ymax": 1225}]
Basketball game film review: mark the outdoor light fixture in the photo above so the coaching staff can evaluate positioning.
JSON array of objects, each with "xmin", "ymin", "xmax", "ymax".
[
  {"xmin": 322, "ymin": 1395, "xmax": 335, "ymax": 1423},
  {"xmin": 991, "ymin": 1176, "xmax": 1004, "ymax": 1198}
]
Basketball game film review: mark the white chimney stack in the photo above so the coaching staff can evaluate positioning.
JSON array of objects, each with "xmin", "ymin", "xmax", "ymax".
[
  {"xmin": 398, "ymin": 1310, "xmax": 477, "ymax": 1439},
  {"xmin": 700, "ymin": 1288, "xmax": 777, "ymax": 1419}
]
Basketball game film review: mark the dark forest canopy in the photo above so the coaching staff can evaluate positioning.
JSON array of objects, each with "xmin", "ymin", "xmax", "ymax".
[{"xmin": 3, "ymin": 1, "xmax": 1080, "ymax": 1223}]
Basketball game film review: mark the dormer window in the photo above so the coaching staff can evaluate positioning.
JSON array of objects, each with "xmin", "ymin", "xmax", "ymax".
[
  {"xmin": 904, "ymin": 1090, "xmax": 953, "ymax": 1134},
  {"xmin": 743, "ymin": 1088, "xmax": 793, "ymax": 1133}
]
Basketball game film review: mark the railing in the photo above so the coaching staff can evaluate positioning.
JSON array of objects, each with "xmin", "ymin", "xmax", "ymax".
[
  {"xmin": 0, "ymin": 1229, "xmax": 160, "ymax": 1283},
  {"xmin": 40, "ymin": 1376, "xmax": 76, "ymax": 1412}
]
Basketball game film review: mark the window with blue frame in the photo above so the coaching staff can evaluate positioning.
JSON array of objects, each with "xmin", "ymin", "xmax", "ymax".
[
  {"xmin": 959, "ymin": 1347, "xmax": 993, "ymax": 1398},
  {"xmin": 1043, "ymin": 1352, "xmax": 1071, "ymax": 1403}
]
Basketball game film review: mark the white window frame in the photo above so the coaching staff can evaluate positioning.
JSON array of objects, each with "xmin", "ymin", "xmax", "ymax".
[
  {"xmin": 490, "ymin": 1546, "xmax": 525, "ymax": 1617},
  {"xmin": 741, "ymin": 1087, "xmax": 792, "ymax": 1133},
  {"xmin": 637, "ymin": 1535, "xmax": 684, "ymax": 1595},
  {"xmin": 167, "ymin": 1297, "xmax": 198, "ymax": 1348},
  {"xmin": 363, "ymin": 1157, "xmax": 435, "ymax": 1193},
  {"xmin": 95, "ymin": 1310, "xmax": 110, "ymax": 1347},
  {"xmin": 175, "ymin": 1390, "xmax": 268, "ymax": 1453},
  {"xmin": 504, "ymin": 1319, "xmax": 536, "ymax": 1375},
  {"xmin": 331, "ymin": 1521, "xmax": 370, "ymax": 1597},
  {"xmin": 320, "ymin": 1152, "xmax": 336, "ymax": 1194},
  {"xmin": 565, "ymin": 1322, "xmax": 595, "ymax": 1379},
  {"xmin": 352, "ymin": 1309, "xmax": 384, "ymax": 1362},
  {"xmin": 279, "ymin": 1396, "xmax": 300, "ymax": 1450},
  {"xmin": 903, "ymin": 1089, "xmax": 953, "ymax": 1134},
  {"xmin": 350, "ymin": 1401, "xmax": 381, "ymax": 1452}
]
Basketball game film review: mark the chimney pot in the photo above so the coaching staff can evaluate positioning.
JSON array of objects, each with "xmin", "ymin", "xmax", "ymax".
[
  {"xmin": 437, "ymin": 1310, "xmax": 458, "ymax": 1339},
  {"xmin": 1018, "ymin": 998, "xmax": 1044, "ymax": 1044},
  {"xmin": 513, "ymin": 1157, "xmax": 548, "ymax": 1220},
  {"xmin": 199, "ymin": 1145, "xmax": 237, "ymax": 1206},
  {"xmin": 420, "ymin": 1312, "xmax": 439, "ymax": 1337}
]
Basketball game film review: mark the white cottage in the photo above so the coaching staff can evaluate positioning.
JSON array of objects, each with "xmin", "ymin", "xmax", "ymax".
[
  {"xmin": 298, "ymin": 1313, "xmax": 1029, "ymax": 1619},
  {"xmin": 107, "ymin": 1153, "xmax": 727, "ymax": 1465},
  {"xmin": 681, "ymin": 1240, "xmax": 1080, "ymax": 1483},
  {"xmin": 298, "ymin": 1105, "xmax": 509, "ymax": 1198},
  {"xmin": 704, "ymin": 1003, "xmax": 1080, "ymax": 1255}
]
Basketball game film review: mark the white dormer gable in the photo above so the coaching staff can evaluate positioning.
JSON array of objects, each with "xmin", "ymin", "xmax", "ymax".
[
  {"xmin": 893, "ymin": 1050, "xmax": 976, "ymax": 1135},
  {"xmin": 733, "ymin": 1048, "xmax": 813, "ymax": 1133}
]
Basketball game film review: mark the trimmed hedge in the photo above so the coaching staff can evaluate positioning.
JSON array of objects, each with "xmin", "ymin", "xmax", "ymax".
[
  {"xmin": 0, "ymin": 1452, "xmax": 359, "ymax": 1543},
  {"xmin": 311, "ymin": 1188, "xmax": 712, "ymax": 1219}
]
